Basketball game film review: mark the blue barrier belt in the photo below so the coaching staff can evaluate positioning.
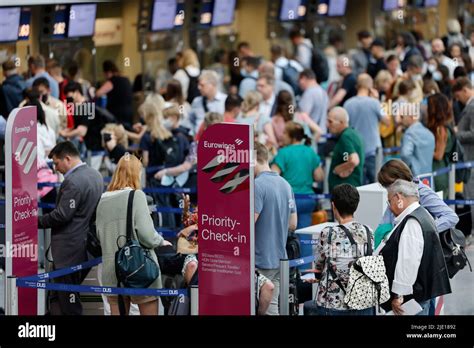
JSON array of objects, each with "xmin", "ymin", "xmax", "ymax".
[
  {"xmin": 16, "ymin": 279, "xmax": 187, "ymax": 297},
  {"xmin": 294, "ymin": 193, "xmax": 331, "ymax": 200},
  {"xmin": 20, "ymin": 258, "xmax": 103, "ymax": 281},
  {"xmin": 383, "ymin": 147, "xmax": 401, "ymax": 154},
  {"xmin": 444, "ymin": 200, "xmax": 474, "ymax": 205},
  {"xmin": 432, "ymin": 167, "xmax": 451, "ymax": 177},
  {"xmin": 143, "ymin": 187, "xmax": 197, "ymax": 194},
  {"xmin": 288, "ymin": 255, "xmax": 316, "ymax": 268}
]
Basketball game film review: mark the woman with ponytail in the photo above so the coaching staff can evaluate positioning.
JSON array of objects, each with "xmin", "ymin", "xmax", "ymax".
[{"xmin": 271, "ymin": 121, "xmax": 324, "ymax": 228}]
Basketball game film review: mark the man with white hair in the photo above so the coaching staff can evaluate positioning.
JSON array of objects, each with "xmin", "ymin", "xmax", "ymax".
[
  {"xmin": 189, "ymin": 70, "xmax": 227, "ymax": 134},
  {"xmin": 327, "ymin": 107, "xmax": 364, "ymax": 191},
  {"xmin": 376, "ymin": 179, "xmax": 451, "ymax": 315},
  {"xmin": 431, "ymin": 38, "xmax": 457, "ymax": 79}
]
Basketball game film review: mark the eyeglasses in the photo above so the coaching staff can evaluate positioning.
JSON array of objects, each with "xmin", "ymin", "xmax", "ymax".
[{"xmin": 386, "ymin": 193, "xmax": 396, "ymax": 207}]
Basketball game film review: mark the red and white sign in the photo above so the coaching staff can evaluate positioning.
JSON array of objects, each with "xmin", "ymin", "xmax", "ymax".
[
  {"xmin": 5, "ymin": 106, "xmax": 38, "ymax": 315},
  {"xmin": 417, "ymin": 173, "xmax": 433, "ymax": 188},
  {"xmin": 197, "ymin": 123, "xmax": 255, "ymax": 315}
]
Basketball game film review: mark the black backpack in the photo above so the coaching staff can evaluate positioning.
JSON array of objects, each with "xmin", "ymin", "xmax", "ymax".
[
  {"xmin": 439, "ymin": 228, "xmax": 472, "ymax": 278},
  {"xmin": 184, "ymin": 69, "xmax": 201, "ymax": 104},
  {"xmin": 286, "ymin": 231, "xmax": 301, "ymax": 260},
  {"xmin": 309, "ymin": 46, "xmax": 329, "ymax": 84},
  {"xmin": 155, "ymin": 136, "xmax": 184, "ymax": 168}
]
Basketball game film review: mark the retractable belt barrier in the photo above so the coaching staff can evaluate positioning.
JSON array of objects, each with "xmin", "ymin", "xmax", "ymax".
[{"xmin": 6, "ymin": 256, "xmax": 190, "ymax": 315}]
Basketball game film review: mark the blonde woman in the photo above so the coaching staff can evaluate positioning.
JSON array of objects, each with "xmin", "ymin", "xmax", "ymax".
[
  {"xmin": 96, "ymin": 155, "xmax": 172, "ymax": 315},
  {"xmin": 138, "ymin": 102, "xmax": 173, "ymax": 171},
  {"xmin": 173, "ymin": 49, "xmax": 201, "ymax": 102},
  {"xmin": 236, "ymin": 91, "xmax": 278, "ymax": 148},
  {"xmin": 139, "ymin": 101, "xmax": 186, "ymax": 227}
]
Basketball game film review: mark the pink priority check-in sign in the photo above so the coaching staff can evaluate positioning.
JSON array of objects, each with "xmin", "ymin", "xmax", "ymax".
[
  {"xmin": 5, "ymin": 106, "xmax": 38, "ymax": 315},
  {"xmin": 198, "ymin": 123, "xmax": 255, "ymax": 315}
]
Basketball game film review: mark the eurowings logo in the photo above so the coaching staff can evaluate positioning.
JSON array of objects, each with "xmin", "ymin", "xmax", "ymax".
[
  {"xmin": 235, "ymin": 138, "xmax": 244, "ymax": 146},
  {"xmin": 14, "ymin": 137, "xmax": 36, "ymax": 174},
  {"xmin": 202, "ymin": 154, "xmax": 249, "ymax": 194}
]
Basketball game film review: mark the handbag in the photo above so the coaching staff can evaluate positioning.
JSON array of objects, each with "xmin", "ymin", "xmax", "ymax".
[
  {"xmin": 115, "ymin": 190, "xmax": 160, "ymax": 289},
  {"xmin": 326, "ymin": 225, "xmax": 390, "ymax": 311},
  {"xmin": 439, "ymin": 228, "xmax": 472, "ymax": 278}
]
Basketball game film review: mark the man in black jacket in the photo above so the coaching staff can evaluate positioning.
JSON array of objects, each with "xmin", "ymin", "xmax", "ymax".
[
  {"xmin": 376, "ymin": 179, "xmax": 451, "ymax": 315},
  {"xmin": 39, "ymin": 141, "xmax": 103, "ymax": 315}
]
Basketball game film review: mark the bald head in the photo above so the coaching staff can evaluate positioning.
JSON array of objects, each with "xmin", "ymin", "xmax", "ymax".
[
  {"xmin": 357, "ymin": 73, "xmax": 373, "ymax": 91},
  {"xmin": 431, "ymin": 38, "xmax": 445, "ymax": 55},
  {"xmin": 327, "ymin": 107, "xmax": 349, "ymax": 135}
]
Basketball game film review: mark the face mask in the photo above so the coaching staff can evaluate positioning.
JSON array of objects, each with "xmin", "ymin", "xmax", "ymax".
[
  {"xmin": 428, "ymin": 64, "xmax": 437, "ymax": 73},
  {"xmin": 412, "ymin": 74, "xmax": 422, "ymax": 82},
  {"xmin": 41, "ymin": 94, "xmax": 48, "ymax": 103},
  {"xmin": 163, "ymin": 119, "xmax": 174, "ymax": 130},
  {"xmin": 432, "ymin": 71, "xmax": 442, "ymax": 81},
  {"xmin": 240, "ymin": 68, "xmax": 247, "ymax": 77},
  {"xmin": 66, "ymin": 97, "xmax": 74, "ymax": 104}
]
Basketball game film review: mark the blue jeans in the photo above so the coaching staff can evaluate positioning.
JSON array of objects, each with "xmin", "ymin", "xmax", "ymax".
[
  {"xmin": 304, "ymin": 301, "xmax": 375, "ymax": 316},
  {"xmin": 417, "ymin": 299, "xmax": 431, "ymax": 316},
  {"xmin": 364, "ymin": 155, "xmax": 376, "ymax": 185},
  {"xmin": 295, "ymin": 198, "xmax": 316, "ymax": 229}
]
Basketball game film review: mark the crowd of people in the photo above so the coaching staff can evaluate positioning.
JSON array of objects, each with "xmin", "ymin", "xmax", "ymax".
[{"xmin": 0, "ymin": 18, "xmax": 473, "ymax": 316}]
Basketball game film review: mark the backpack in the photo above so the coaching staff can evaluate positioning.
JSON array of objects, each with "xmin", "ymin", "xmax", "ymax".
[
  {"xmin": 184, "ymin": 69, "xmax": 201, "ymax": 104},
  {"xmin": 155, "ymin": 136, "xmax": 184, "ymax": 168},
  {"xmin": 439, "ymin": 228, "xmax": 472, "ymax": 278},
  {"xmin": 280, "ymin": 62, "xmax": 302, "ymax": 95},
  {"xmin": 446, "ymin": 126, "xmax": 471, "ymax": 184},
  {"xmin": 286, "ymin": 231, "xmax": 301, "ymax": 260},
  {"xmin": 115, "ymin": 190, "xmax": 160, "ymax": 291},
  {"xmin": 326, "ymin": 225, "xmax": 390, "ymax": 311},
  {"xmin": 304, "ymin": 44, "xmax": 329, "ymax": 84}
]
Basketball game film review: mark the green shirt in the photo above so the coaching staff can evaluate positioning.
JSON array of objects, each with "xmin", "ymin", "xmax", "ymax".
[
  {"xmin": 328, "ymin": 127, "xmax": 365, "ymax": 191},
  {"xmin": 272, "ymin": 144, "xmax": 321, "ymax": 194}
]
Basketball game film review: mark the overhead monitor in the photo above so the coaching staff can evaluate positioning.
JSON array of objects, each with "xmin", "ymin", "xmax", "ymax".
[
  {"xmin": 151, "ymin": 0, "xmax": 177, "ymax": 31},
  {"xmin": 327, "ymin": 0, "xmax": 347, "ymax": 16},
  {"xmin": 211, "ymin": 0, "xmax": 236, "ymax": 26},
  {"xmin": 67, "ymin": 3, "xmax": 97, "ymax": 37},
  {"xmin": 52, "ymin": 5, "xmax": 69, "ymax": 39},
  {"xmin": 199, "ymin": 0, "xmax": 214, "ymax": 27},
  {"xmin": 383, "ymin": 0, "xmax": 400, "ymax": 11},
  {"xmin": 174, "ymin": 0, "xmax": 185, "ymax": 27},
  {"xmin": 18, "ymin": 7, "xmax": 31, "ymax": 41},
  {"xmin": 0, "ymin": 7, "xmax": 21, "ymax": 42},
  {"xmin": 423, "ymin": 0, "xmax": 439, "ymax": 7}
]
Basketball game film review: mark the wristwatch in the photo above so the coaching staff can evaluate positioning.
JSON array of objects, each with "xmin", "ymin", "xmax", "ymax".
[{"xmin": 392, "ymin": 294, "xmax": 403, "ymax": 300}]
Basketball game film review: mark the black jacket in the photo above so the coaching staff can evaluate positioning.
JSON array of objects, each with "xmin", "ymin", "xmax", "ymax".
[{"xmin": 381, "ymin": 206, "xmax": 451, "ymax": 307}]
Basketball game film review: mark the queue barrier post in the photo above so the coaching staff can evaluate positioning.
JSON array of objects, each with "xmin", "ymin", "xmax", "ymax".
[
  {"xmin": 190, "ymin": 285, "xmax": 198, "ymax": 316},
  {"xmin": 375, "ymin": 147, "xmax": 383, "ymax": 181},
  {"xmin": 448, "ymin": 163, "xmax": 456, "ymax": 210},
  {"xmin": 6, "ymin": 276, "xmax": 18, "ymax": 315},
  {"xmin": 279, "ymin": 259, "xmax": 290, "ymax": 316},
  {"xmin": 86, "ymin": 150, "xmax": 92, "ymax": 167}
]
